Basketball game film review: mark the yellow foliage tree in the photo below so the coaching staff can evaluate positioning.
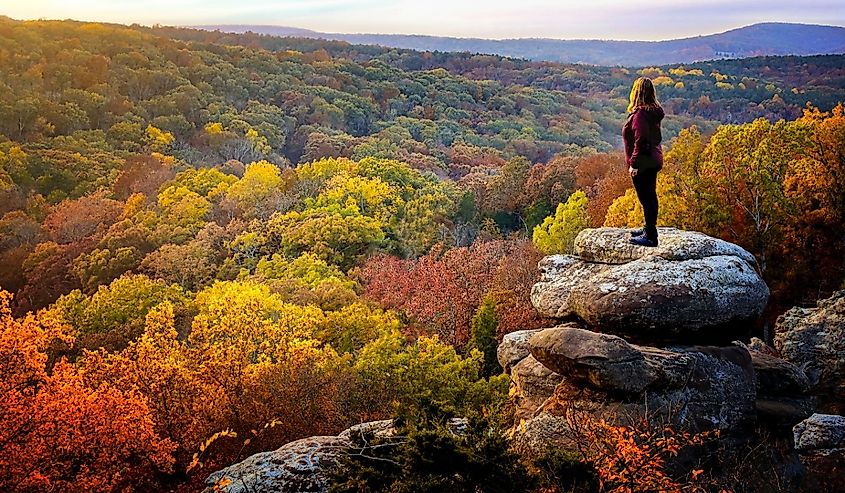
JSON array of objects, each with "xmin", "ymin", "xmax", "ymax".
[
  {"xmin": 145, "ymin": 124, "xmax": 174, "ymax": 152},
  {"xmin": 652, "ymin": 76, "xmax": 674, "ymax": 86},
  {"xmin": 204, "ymin": 122, "xmax": 224, "ymax": 135},
  {"xmin": 603, "ymin": 188, "xmax": 642, "ymax": 228},
  {"xmin": 225, "ymin": 160, "xmax": 292, "ymax": 220},
  {"xmin": 314, "ymin": 174, "xmax": 402, "ymax": 223},
  {"xmin": 268, "ymin": 203, "xmax": 386, "ymax": 269},
  {"xmin": 78, "ymin": 281, "xmax": 350, "ymax": 465},
  {"xmin": 533, "ymin": 190, "xmax": 589, "ymax": 254},
  {"xmin": 603, "ymin": 174, "xmax": 683, "ymax": 229}
]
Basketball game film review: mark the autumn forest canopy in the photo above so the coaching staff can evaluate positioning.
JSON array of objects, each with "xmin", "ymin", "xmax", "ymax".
[{"xmin": 1, "ymin": 16, "xmax": 845, "ymax": 492}]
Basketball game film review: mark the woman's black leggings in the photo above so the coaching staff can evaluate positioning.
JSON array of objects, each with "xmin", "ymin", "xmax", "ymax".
[{"xmin": 632, "ymin": 168, "xmax": 659, "ymax": 239}]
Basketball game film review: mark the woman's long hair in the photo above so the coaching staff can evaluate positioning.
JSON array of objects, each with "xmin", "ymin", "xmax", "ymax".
[{"xmin": 627, "ymin": 77, "xmax": 662, "ymax": 113}]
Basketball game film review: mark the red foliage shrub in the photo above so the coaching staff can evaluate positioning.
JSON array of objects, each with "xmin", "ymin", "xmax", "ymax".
[{"xmin": 359, "ymin": 239, "xmax": 550, "ymax": 347}]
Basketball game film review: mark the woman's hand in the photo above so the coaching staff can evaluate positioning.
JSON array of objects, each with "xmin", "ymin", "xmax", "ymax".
[{"xmin": 629, "ymin": 166, "xmax": 638, "ymax": 177}]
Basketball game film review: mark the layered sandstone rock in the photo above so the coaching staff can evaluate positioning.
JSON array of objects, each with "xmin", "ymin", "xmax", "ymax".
[
  {"xmin": 531, "ymin": 228, "xmax": 769, "ymax": 344},
  {"xmin": 775, "ymin": 291, "xmax": 845, "ymax": 414},
  {"xmin": 506, "ymin": 325, "xmax": 757, "ymax": 452},
  {"xmin": 507, "ymin": 227, "xmax": 814, "ymax": 454}
]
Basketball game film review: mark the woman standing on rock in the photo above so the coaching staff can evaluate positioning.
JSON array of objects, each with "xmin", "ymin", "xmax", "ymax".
[{"xmin": 624, "ymin": 77, "xmax": 664, "ymax": 247}]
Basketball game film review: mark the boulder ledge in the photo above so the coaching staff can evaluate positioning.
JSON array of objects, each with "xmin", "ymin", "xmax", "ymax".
[
  {"xmin": 505, "ymin": 227, "xmax": 814, "ymax": 453},
  {"xmin": 204, "ymin": 419, "xmax": 467, "ymax": 493},
  {"xmin": 531, "ymin": 227, "xmax": 770, "ymax": 344},
  {"xmin": 793, "ymin": 413, "xmax": 845, "ymax": 489}
]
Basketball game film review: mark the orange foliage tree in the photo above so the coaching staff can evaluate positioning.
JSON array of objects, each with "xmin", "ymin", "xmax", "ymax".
[
  {"xmin": 574, "ymin": 152, "xmax": 630, "ymax": 227},
  {"xmin": 0, "ymin": 290, "xmax": 175, "ymax": 492}
]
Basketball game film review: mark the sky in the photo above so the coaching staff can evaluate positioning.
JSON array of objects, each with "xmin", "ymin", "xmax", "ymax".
[{"xmin": 1, "ymin": 0, "xmax": 843, "ymax": 40}]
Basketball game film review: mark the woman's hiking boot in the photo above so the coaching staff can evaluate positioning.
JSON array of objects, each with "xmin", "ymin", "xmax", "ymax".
[{"xmin": 630, "ymin": 235, "xmax": 658, "ymax": 247}]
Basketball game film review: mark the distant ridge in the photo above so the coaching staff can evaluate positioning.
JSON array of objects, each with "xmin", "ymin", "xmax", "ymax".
[{"xmin": 191, "ymin": 22, "xmax": 845, "ymax": 66}]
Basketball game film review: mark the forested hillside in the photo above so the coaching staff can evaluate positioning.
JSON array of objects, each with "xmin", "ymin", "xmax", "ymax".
[
  {"xmin": 193, "ymin": 22, "xmax": 845, "ymax": 66},
  {"xmin": 155, "ymin": 24, "xmax": 845, "ymax": 124},
  {"xmin": 1, "ymin": 17, "xmax": 844, "ymax": 492}
]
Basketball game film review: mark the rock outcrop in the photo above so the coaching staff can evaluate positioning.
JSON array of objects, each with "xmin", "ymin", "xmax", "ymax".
[
  {"xmin": 793, "ymin": 413, "xmax": 845, "ymax": 489},
  {"xmin": 507, "ymin": 227, "xmax": 814, "ymax": 455},
  {"xmin": 531, "ymin": 228, "xmax": 769, "ymax": 344},
  {"xmin": 204, "ymin": 435, "xmax": 352, "ymax": 493},
  {"xmin": 510, "ymin": 325, "xmax": 757, "ymax": 450},
  {"xmin": 775, "ymin": 291, "xmax": 845, "ymax": 415},
  {"xmin": 497, "ymin": 328, "xmax": 545, "ymax": 374},
  {"xmin": 530, "ymin": 327, "xmax": 756, "ymax": 416},
  {"xmin": 510, "ymin": 354, "xmax": 563, "ymax": 422},
  {"xmin": 205, "ymin": 419, "xmax": 467, "ymax": 493},
  {"xmin": 794, "ymin": 414, "xmax": 845, "ymax": 452},
  {"xmin": 206, "ymin": 228, "xmax": 828, "ymax": 490}
]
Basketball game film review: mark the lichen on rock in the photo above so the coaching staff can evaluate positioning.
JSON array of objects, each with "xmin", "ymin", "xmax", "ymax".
[{"xmin": 204, "ymin": 435, "xmax": 351, "ymax": 493}]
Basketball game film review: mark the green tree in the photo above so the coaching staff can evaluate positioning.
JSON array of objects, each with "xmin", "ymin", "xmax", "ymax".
[
  {"xmin": 353, "ymin": 332, "xmax": 508, "ymax": 420},
  {"xmin": 329, "ymin": 393, "xmax": 529, "ymax": 493},
  {"xmin": 72, "ymin": 247, "xmax": 144, "ymax": 294},
  {"xmin": 694, "ymin": 119, "xmax": 806, "ymax": 273},
  {"xmin": 49, "ymin": 274, "xmax": 190, "ymax": 350},
  {"xmin": 467, "ymin": 295, "xmax": 501, "ymax": 378},
  {"xmin": 254, "ymin": 252, "xmax": 359, "ymax": 310},
  {"xmin": 266, "ymin": 203, "xmax": 386, "ymax": 270},
  {"xmin": 154, "ymin": 185, "xmax": 211, "ymax": 243}
]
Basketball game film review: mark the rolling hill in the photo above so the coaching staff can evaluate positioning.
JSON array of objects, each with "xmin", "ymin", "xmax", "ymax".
[{"xmin": 191, "ymin": 22, "xmax": 845, "ymax": 66}]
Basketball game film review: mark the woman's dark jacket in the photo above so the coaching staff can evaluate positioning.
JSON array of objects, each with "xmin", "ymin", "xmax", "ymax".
[{"xmin": 623, "ymin": 106, "xmax": 664, "ymax": 170}]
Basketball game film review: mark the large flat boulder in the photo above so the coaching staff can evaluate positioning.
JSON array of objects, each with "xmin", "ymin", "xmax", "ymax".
[
  {"xmin": 204, "ymin": 435, "xmax": 351, "ymax": 493},
  {"xmin": 531, "ymin": 228, "xmax": 769, "ymax": 344},
  {"xmin": 532, "ymin": 255, "xmax": 607, "ymax": 319},
  {"xmin": 529, "ymin": 326, "xmax": 657, "ymax": 394},
  {"xmin": 775, "ymin": 291, "xmax": 845, "ymax": 415},
  {"xmin": 573, "ymin": 227, "xmax": 759, "ymax": 267},
  {"xmin": 526, "ymin": 326, "xmax": 757, "ymax": 436}
]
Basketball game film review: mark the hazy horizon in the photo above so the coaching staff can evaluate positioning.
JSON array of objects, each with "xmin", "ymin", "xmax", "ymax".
[{"xmin": 3, "ymin": 0, "xmax": 844, "ymax": 41}]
